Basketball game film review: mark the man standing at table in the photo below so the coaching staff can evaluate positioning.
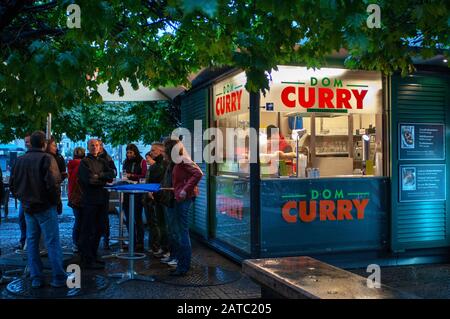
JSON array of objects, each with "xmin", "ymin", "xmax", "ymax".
[
  {"xmin": 78, "ymin": 139, "xmax": 115, "ymax": 269},
  {"xmin": 143, "ymin": 142, "xmax": 168, "ymax": 256},
  {"xmin": 98, "ymin": 141, "xmax": 117, "ymax": 250}
]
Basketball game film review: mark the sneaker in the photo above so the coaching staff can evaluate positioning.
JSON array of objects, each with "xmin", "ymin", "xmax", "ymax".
[
  {"xmin": 161, "ymin": 252, "xmax": 170, "ymax": 259},
  {"xmin": 160, "ymin": 255, "xmax": 172, "ymax": 264},
  {"xmin": 167, "ymin": 259, "xmax": 178, "ymax": 267},
  {"xmin": 152, "ymin": 248, "xmax": 163, "ymax": 257},
  {"xmin": 15, "ymin": 243, "xmax": 26, "ymax": 254}
]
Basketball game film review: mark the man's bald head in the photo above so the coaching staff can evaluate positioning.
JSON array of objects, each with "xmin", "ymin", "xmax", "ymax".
[{"xmin": 87, "ymin": 139, "xmax": 100, "ymax": 156}]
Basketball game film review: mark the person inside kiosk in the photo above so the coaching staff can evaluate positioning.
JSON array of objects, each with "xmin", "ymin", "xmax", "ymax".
[{"xmin": 265, "ymin": 125, "xmax": 296, "ymax": 160}]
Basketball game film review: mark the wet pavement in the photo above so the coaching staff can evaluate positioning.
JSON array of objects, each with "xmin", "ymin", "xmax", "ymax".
[
  {"xmin": 1, "ymin": 199, "xmax": 450, "ymax": 299},
  {"xmin": 0, "ymin": 199, "xmax": 261, "ymax": 299},
  {"xmin": 348, "ymin": 264, "xmax": 450, "ymax": 299}
]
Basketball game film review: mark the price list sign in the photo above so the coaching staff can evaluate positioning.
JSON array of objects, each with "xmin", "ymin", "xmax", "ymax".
[
  {"xmin": 398, "ymin": 123, "xmax": 445, "ymax": 160},
  {"xmin": 399, "ymin": 164, "xmax": 446, "ymax": 202}
]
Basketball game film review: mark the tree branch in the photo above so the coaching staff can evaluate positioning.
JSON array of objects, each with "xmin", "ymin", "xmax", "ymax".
[
  {"xmin": 0, "ymin": 0, "xmax": 32, "ymax": 33},
  {"xmin": 23, "ymin": 1, "xmax": 58, "ymax": 13},
  {"xmin": 1, "ymin": 27, "xmax": 65, "ymax": 47}
]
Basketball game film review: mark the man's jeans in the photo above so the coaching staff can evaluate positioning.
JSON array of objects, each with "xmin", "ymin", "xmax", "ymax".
[
  {"xmin": 169, "ymin": 199, "xmax": 193, "ymax": 273},
  {"xmin": 25, "ymin": 206, "xmax": 66, "ymax": 285},
  {"xmin": 79, "ymin": 204, "xmax": 107, "ymax": 264},
  {"xmin": 146, "ymin": 202, "xmax": 169, "ymax": 252},
  {"xmin": 18, "ymin": 203, "xmax": 27, "ymax": 247},
  {"xmin": 164, "ymin": 206, "xmax": 176, "ymax": 258},
  {"xmin": 72, "ymin": 207, "xmax": 81, "ymax": 247}
]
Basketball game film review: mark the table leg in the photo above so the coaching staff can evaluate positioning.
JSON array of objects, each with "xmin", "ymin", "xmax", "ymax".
[
  {"xmin": 128, "ymin": 194, "xmax": 135, "ymax": 277},
  {"xmin": 109, "ymin": 192, "xmax": 154, "ymax": 284},
  {"xmin": 119, "ymin": 192, "xmax": 124, "ymax": 252}
]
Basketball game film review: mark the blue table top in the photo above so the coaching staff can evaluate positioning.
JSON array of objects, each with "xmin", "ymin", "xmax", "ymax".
[{"xmin": 105, "ymin": 183, "xmax": 161, "ymax": 192}]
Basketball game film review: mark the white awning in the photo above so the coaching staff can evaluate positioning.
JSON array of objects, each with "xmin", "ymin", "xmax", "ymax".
[{"xmin": 98, "ymin": 80, "xmax": 185, "ymax": 102}]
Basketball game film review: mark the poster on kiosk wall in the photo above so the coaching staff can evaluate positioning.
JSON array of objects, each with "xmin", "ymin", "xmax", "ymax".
[
  {"xmin": 399, "ymin": 164, "xmax": 446, "ymax": 202},
  {"xmin": 398, "ymin": 123, "xmax": 445, "ymax": 160}
]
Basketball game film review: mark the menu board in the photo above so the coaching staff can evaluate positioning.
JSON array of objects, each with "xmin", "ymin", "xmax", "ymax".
[
  {"xmin": 399, "ymin": 164, "xmax": 446, "ymax": 202},
  {"xmin": 398, "ymin": 123, "xmax": 445, "ymax": 160}
]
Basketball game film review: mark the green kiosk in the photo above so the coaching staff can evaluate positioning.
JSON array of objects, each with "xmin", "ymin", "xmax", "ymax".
[{"xmin": 179, "ymin": 59, "xmax": 450, "ymax": 267}]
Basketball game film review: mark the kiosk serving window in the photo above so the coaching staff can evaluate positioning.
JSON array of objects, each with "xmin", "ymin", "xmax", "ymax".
[
  {"xmin": 213, "ymin": 72, "xmax": 251, "ymax": 177},
  {"xmin": 212, "ymin": 72, "xmax": 251, "ymax": 254},
  {"xmin": 259, "ymin": 66, "xmax": 385, "ymax": 178}
]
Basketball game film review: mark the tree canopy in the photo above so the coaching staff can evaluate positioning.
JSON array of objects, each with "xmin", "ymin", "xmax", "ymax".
[
  {"xmin": 0, "ymin": 100, "xmax": 179, "ymax": 144},
  {"xmin": 1, "ymin": 0, "xmax": 449, "ymax": 142}
]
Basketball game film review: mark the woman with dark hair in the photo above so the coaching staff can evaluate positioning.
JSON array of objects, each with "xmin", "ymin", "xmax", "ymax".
[
  {"xmin": 162, "ymin": 138, "xmax": 203, "ymax": 276},
  {"xmin": 46, "ymin": 137, "xmax": 67, "ymax": 215},
  {"xmin": 46, "ymin": 138, "xmax": 68, "ymax": 180},
  {"xmin": 122, "ymin": 143, "xmax": 147, "ymax": 251}
]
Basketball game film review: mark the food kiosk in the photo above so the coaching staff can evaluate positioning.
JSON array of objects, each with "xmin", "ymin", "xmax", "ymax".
[{"xmin": 179, "ymin": 62, "xmax": 450, "ymax": 267}]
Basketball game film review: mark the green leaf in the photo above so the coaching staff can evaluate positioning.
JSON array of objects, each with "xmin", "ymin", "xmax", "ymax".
[
  {"xmin": 56, "ymin": 52, "xmax": 78, "ymax": 67},
  {"xmin": 29, "ymin": 40, "xmax": 44, "ymax": 53},
  {"xmin": 182, "ymin": 0, "xmax": 218, "ymax": 17}
]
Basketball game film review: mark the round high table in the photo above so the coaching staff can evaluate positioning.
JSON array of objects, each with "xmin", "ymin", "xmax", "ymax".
[{"xmin": 106, "ymin": 184, "xmax": 160, "ymax": 284}]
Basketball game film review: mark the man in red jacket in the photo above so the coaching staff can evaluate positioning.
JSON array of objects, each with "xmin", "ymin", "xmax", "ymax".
[{"xmin": 164, "ymin": 139, "xmax": 203, "ymax": 276}]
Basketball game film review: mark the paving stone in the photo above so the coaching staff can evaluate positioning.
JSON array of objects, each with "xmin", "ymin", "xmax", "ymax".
[{"xmin": 0, "ymin": 199, "xmax": 261, "ymax": 299}]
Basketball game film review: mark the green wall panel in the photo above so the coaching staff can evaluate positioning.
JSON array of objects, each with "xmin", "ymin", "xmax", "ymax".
[
  {"xmin": 180, "ymin": 89, "xmax": 209, "ymax": 238},
  {"xmin": 391, "ymin": 74, "xmax": 450, "ymax": 251}
]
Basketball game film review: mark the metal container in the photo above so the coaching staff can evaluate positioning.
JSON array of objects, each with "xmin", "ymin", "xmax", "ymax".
[
  {"xmin": 306, "ymin": 168, "xmax": 312, "ymax": 178},
  {"xmin": 314, "ymin": 168, "xmax": 320, "ymax": 178}
]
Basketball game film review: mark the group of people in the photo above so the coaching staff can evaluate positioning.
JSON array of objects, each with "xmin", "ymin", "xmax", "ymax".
[
  {"xmin": 114, "ymin": 139, "xmax": 203, "ymax": 276},
  {"xmin": 9, "ymin": 131, "xmax": 203, "ymax": 288}
]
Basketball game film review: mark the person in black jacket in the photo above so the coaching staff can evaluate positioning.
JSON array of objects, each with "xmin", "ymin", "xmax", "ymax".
[
  {"xmin": 77, "ymin": 139, "xmax": 116, "ymax": 269},
  {"xmin": 143, "ymin": 142, "xmax": 168, "ymax": 256},
  {"xmin": 9, "ymin": 131, "xmax": 66, "ymax": 288},
  {"xmin": 46, "ymin": 137, "xmax": 67, "ymax": 215},
  {"xmin": 98, "ymin": 141, "xmax": 117, "ymax": 250}
]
